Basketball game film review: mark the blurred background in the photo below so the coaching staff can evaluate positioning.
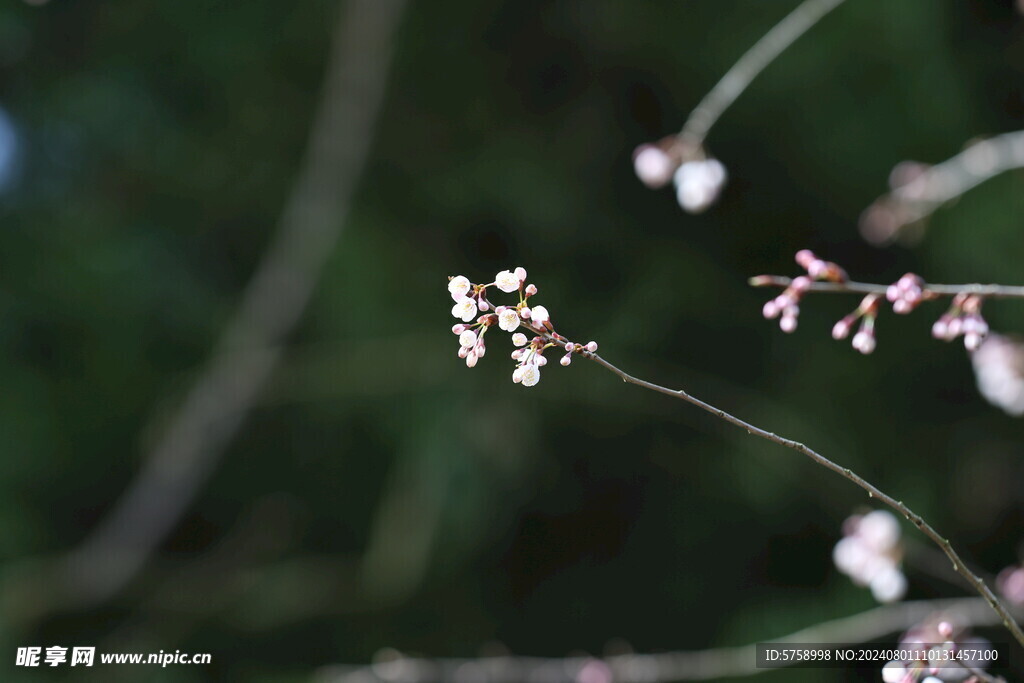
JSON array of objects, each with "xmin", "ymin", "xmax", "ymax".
[{"xmin": 1, "ymin": 0, "xmax": 1023, "ymax": 680}]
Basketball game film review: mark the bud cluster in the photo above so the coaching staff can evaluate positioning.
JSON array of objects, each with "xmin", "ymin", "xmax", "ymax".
[
  {"xmin": 448, "ymin": 269, "xmax": 597, "ymax": 387},
  {"xmin": 761, "ymin": 250, "xmax": 847, "ymax": 333},
  {"xmin": 632, "ymin": 139, "xmax": 727, "ymax": 214},
  {"xmin": 831, "ymin": 294, "xmax": 881, "ymax": 355},
  {"xmin": 754, "ymin": 253, "xmax": 994, "ymax": 356},
  {"xmin": 832, "ymin": 510, "xmax": 907, "ymax": 603},
  {"xmin": 932, "ymin": 293, "xmax": 989, "ymax": 351}
]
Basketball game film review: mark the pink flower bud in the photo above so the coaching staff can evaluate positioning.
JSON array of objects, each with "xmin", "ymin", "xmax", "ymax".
[
  {"xmin": 475, "ymin": 341, "xmax": 486, "ymax": 357},
  {"xmin": 807, "ymin": 260, "xmax": 828, "ymax": 279},
  {"xmin": 512, "ymin": 367, "xmax": 524, "ymax": 383},
  {"xmin": 520, "ymin": 306, "xmax": 531, "ymax": 319},
  {"xmin": 832, "ymin": 318, "xmax": 853, "ymax": 340},
  {"xmin": 795, "ymin": 249, "xmax": 816, "ymax": 269},
  {"xmin": 511, "ymin": 348, "xmax": 524, "ymax": 360},
  {"xmin": 466, "ymin": 351, "xmax": 478, "ymax": 368},
  {"xmin": 494, "ymin": 305, "xmax": 507, "ymax": 314},
  {"xmin": 477, "ymin": 299, "xmax": 489, "ymax": 311},
  {"xmin": 452, "ymin": 324, "xmax": 466, "ymax": 334},
  {"xmin": 514, "ymin": 267, "xmax": 527, "ymax": 281},
  {"xmin": 585, "ymin": 341, "xmax": 598, "ymax": 352},
  {"xmin": 762, "ymin": 300, "xmax": 779, "ymax": 319},
  {"xmin": 780, "ymin": 314, "xmax": 797, "ymax": 333},
  {"xmin": 886, "ymin": 284, "xmax": 900, "ymax": 302},
  {"xmin": 790, "ymin": 276, "xmax": 811, "ymax": 293},
  {"xmin": 458, "ymin": 346, "xmax": 470, "ymax": 358},
  {"xmin": 563, "ymin": 342, "xmax": 575, "ymax": 353},
  {"xmin": 937, "ymin": 622, "xmax": 953, "ymax": 640},
  {"xmin": 535, "ymin": 354, "xmax": 548, "ymax": 366},
  {"xmin": 525, "ymin": 284, "xmax": 538, "ymax": 297},
  {"xmin": 892, "ymin": 299, "xmax": 911, "ymax": 314},
  {"xmin": 560, "ymin": 354, "xmax": 572, "ymax": 366},
  {"xmin": 633, "ymin": 144, "xmax": 677, "ymax": 189},
  {"xmin": 852, "ymin": 331, "xmax": 876, "ymax": 354}
]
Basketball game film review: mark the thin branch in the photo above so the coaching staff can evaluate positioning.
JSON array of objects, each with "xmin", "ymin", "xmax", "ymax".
[
  {"xmin": 749, "ymin": 275, "xmax": 1024, "ymax": 300},
  {"xmin": 481, "ymin": 304, "xmax": 1024, "ymax": 649},
  {"xmin": 861, "ymin": 129, "xmax": 1024, "ymax": 245},
  {"xmin": 575, "ymin": 348, "xmax": 1024, "ymax": 650},
  {"xmin": 314, "ymin": 597, "xmax": 1010, "ymax": 683},
  {"xmin": 55, "ymin": 0, "xmax": 408, "ymax": 604},
  {"xmin": 679, "ymin": 0, "xmax": 847, "ymax": 149}
]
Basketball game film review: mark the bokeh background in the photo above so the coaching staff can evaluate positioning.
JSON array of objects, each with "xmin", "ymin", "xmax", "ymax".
[{"xmin": 1, "ymin": 0, "xmax": 1023, "ymax": 680}]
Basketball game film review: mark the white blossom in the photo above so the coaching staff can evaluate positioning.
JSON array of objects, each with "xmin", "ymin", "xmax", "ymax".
[
  {"xmin": 498, "ymin": 308, "xmax": 521, "ymax": 332},
  {"xmin": 494, "ymin": 270, "xmax": 520, "ymax": 293},
  {"xmin": 519, "ymin": 363, "xmax": 541, "ymax": 387},
  {"xmin": 512, "ymin": 333, "xmax": 528, "ymax": 347},
  {"xmin": 458, "ymin": 330, "xmax": 477, "ymax": 348},
  {"xmin": 451, "ymin": 296, "xmax": 477, "ymax": 322},
  {"xmin": 448, "ymin": 275, "xmax": 471, "ymax": 301},
  {"xmin": 530, "ymin": 305, "xmax": 549, "ymax": 324},
  {"xmin": 972, "ymin": 334, "xmax": 1024, "ymax": 416}
]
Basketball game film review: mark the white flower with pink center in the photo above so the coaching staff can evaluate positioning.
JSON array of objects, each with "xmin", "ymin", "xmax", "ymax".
[
  {"xmin": 494, "ymin": 270, "xmax": 520, "ymax": 293},
  {"xmin": 451, "ymin": 296, "xmax": 478, "ymax": 322},
  {"xmin": 498, "ymin": 308, "xmax": 520, "ymax": 332},
  {"xmin": 448, "ymin": 275, "xmax": 471, "ymax": 301}
]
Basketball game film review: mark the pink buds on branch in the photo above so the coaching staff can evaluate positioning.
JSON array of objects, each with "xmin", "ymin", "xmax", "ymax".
[{"xmin": 753, "ymin": 252, "xmax": 1001, "ymax": 356}]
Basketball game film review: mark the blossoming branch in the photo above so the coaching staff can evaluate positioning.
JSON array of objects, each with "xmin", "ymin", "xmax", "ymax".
[
  {"xmin": 448, "ymin": 268, "xmax": 598, "ymax": 387},
  {"xmin": 443, "ymin": 269, "xmax": 1024, "ymax": 650}
]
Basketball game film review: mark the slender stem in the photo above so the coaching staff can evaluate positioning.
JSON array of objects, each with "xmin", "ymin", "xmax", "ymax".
[
  {"xmin": 572, "ymin": 349, "xmax": 1024, "ymax": 650},
  {"xmin": 316, "ymin": 597, "xmax": 1012, "ymax": 683},
  {"xmin": 750, "ymin": 275, "xmax": 1024, "ymax": 300},
  {"xmin": 679, "ymin": 0, "xmax": 847, "ymax": 148}
]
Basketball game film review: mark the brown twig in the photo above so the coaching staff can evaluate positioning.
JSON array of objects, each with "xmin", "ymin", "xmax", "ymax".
[{"xmin": 572, "ymin": 348, "xmax": 1024, "ymax": 650}]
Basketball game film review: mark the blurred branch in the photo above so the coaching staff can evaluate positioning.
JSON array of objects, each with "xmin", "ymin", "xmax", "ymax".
[
  {"xmin": 314, "ymin": 597, "xmax": 1008, "ymax": 683},
  {"xmin": 749, "ymin": 275, "xmax": 1024, "ymax": 299},
  {"xmin": 860, "ymin": 130, "xmax": 1024, "ymax": 245},
  {"xmin": 679, "ymin": 0, "xmax": 847, "ymax": 149},
  {"xmin": 55, "ymin": 0, "xmax": 408, "ymax": 604}
]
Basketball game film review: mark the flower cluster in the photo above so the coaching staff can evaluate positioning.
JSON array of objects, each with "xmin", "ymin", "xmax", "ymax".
[
  {"xmin": 448, "ymin": 269, "xmax": 597, "ymax": 387},
  {"xmin": 759, "ymin": 250, "xmax": 847, "ymax": 333},
  {"xmin": 832, "ymin": 510, "xmax": 907, "ymax": 603},
  {"xmin": 932, "ymin": 294, "xmax": 989, "ymax": 351},
  {"xmin": 881, "ymin": 618, "xmax": 991, "ymax": 683},
  {"xmin": 632, "ymin": 140, "xmax": 727, "ymax": 213}
]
